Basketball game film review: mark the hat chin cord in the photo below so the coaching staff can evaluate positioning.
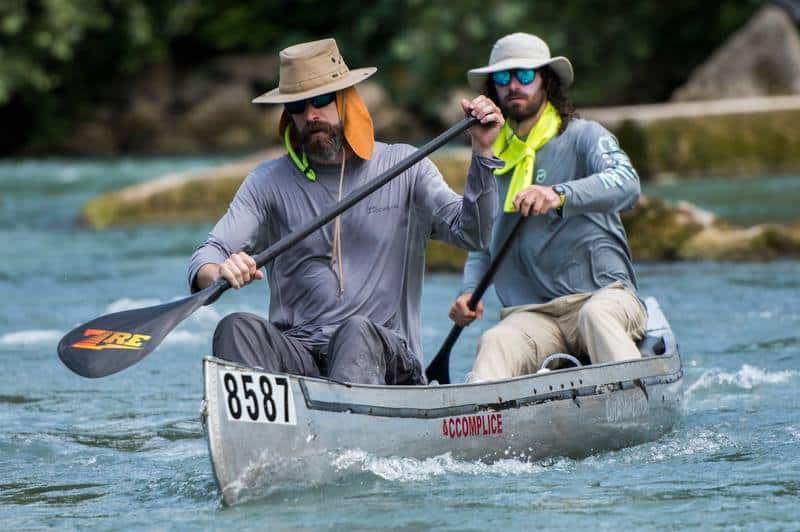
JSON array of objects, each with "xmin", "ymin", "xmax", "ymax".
[{"xmin": 331, "ymin": 146, "xmax": 345, "ymax": 296}]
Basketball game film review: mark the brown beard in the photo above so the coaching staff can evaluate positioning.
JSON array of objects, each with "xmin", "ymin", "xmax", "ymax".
[
  {"xmin": 301, "ymin": 121, "xmax": 344, "ymax": 162},
  {"xmin": 499, "ymin": 89, "xmax": 546, "ymax": 123}
]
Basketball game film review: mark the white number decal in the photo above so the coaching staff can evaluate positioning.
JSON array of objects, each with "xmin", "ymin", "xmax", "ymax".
[{"xmin": 220, "ymin": 370, "xmax": 296, "ymax": 425}]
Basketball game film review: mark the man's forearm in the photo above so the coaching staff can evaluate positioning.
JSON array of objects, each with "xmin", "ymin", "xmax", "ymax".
[{"xmin": 195, "ymin": 263, "xmax": 221, "ymax": 290}]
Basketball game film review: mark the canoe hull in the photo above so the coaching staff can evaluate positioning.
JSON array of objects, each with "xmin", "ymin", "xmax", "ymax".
[{"xmin": 202, "ymin": 298, "xmax": 682, "ymax": 504}]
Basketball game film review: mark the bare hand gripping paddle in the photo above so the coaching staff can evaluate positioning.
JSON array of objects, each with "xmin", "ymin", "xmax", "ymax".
[{"xmin": 58, "ymin": 117, "xmax": 477, "ymax": 378}]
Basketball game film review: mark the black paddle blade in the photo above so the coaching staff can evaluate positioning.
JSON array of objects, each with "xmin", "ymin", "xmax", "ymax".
[
  {"xmin": 57, "ymin": 292, "xmax": 208, "ymax": 378},
  {"xmin": 426, "ymin": 327, "xmax": 460, "ymax": 385},
  {"xmin": 425, "ymin": 355, "xmax": 451, "ymax": 385}
]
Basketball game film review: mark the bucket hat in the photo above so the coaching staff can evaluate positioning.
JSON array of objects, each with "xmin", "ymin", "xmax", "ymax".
[
  {"xmin": 253, "ymin": 38, "xmax": 376, "ymax": 104},
  {"xmin": 468, "ymin": 33, "xmax": 573, "ymax": 91}
]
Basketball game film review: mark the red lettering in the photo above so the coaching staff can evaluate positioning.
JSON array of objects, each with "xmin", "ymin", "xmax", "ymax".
[{"xmin": 440, "ymin": 414, "xmax": 505, "ymax": 439}]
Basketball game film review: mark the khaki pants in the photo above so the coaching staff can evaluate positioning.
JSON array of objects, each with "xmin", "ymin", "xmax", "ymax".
[{"xmin": 471, "ymin": 282, "xmax": 647, "ymax": 381}]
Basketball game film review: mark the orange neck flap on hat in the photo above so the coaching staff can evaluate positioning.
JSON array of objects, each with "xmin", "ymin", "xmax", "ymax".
[{"xmin": 278, "ymin": 86, "xmax": 375, "ymax": 165}]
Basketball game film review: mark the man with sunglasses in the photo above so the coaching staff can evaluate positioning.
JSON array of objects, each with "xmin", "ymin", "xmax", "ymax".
[
  {"xmin": 449, "ymin": 33, "xmax": 646, "ymax": 381},
  {"xmin": 189, "ymin": 38, "xmax": 503, "ymax": 385}
]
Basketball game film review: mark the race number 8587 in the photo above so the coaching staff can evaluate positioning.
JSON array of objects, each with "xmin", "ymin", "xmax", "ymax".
[{"xmin": 220, "ymin": 370, "xmax": 296, "ymax": 425}]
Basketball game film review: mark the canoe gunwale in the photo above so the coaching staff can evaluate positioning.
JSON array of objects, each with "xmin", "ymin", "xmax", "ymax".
[{"xmin": 296, "ymin": 367, "xmax": 683, "ymax": 419}]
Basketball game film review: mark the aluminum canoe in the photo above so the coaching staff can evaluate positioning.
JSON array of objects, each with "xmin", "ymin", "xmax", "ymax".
[{"xmin": 201, "ymin": 297, "xmax": 682, "ymax": 505}]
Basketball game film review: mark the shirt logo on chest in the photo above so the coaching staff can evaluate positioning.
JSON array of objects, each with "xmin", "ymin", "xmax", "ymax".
[
  {"xmin": 535, "ymin": 168, "xmax": 547, "ymax": 184},
  {"xmin": 367, "ymin": 204, "xmax": 399, "ymax": 215}
]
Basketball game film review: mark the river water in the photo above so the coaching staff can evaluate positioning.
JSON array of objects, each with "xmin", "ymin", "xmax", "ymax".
[{"xmin": 1, "ymin": 159, "xmax": 798, "ymax": 530}]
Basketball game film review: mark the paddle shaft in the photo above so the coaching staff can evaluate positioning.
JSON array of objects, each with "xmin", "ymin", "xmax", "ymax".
[
  {"xmin": 203, "ymin": 116, "xmax": 479, "ymax": 303},
  {"xmin": 425, "ymin": 214, "xmax": 526, "ymax": 384}
]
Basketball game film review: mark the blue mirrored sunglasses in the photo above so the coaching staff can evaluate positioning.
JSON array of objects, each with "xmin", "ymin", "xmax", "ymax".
[
  {"xmin": 284, "ymin": 92, "xmax": 336, "ymax": 114},
  {"xmin": 491, "ymin": 69, "xmax": 536, "ymax": 87}
]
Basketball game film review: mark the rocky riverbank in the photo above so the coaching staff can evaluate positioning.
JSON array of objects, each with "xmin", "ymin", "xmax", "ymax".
[{"xmin": 79, "ymin": 148, "xmax": 800, "ymax": 269}]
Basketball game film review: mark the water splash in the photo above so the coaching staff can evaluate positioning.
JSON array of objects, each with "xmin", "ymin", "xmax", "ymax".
[
  {"xmin": 686, "ymin": 364, "xmax": 796, "ymax": 396},
  {"xmin": 331, "ymin": 450, "xmax": 549, "ymax": 482}
]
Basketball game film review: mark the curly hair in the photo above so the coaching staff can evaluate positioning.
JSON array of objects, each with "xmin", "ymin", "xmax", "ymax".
[{"xmin": 485, "ymin": 67, "xmax": 578, "ymax": 134}]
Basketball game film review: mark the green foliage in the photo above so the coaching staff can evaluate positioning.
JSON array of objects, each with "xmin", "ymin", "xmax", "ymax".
[
  {"xmin": 0, "ymin": 0, "xmax": 767, "ymax": 153},
  {"xmin": 0, "ymin": 0, "xmax": 109, "ymax": 101}
]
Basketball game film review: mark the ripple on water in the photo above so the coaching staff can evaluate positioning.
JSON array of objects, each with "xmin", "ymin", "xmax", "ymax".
[
  {"xmin": 0, "ymin": 482, "xmax": 108, "ymax": 506},
  {"xmin": 0, "ymin": 395, "xmax": 43, "ymax": 405},
  {"xmin": 726, "ymin": 335, "xmax": 800, "ymax": 353},
  {"xmin": 56, "ymin": 418, "xmax": 203, "ymax": 454},
  {"xmin": 582, "ymin": 427, "xmax": 736, "ymax": 467}
]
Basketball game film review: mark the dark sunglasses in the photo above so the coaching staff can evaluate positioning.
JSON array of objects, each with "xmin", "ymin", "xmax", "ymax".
[
  {"xmin": 284, "ymin": 92, "xmax": 336, "ymax": 114},
  {"xmin": 491, "ymin": 69, "xmax": 536, "ymax": 87}
]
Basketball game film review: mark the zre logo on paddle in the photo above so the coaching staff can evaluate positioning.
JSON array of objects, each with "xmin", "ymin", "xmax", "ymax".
[{"xmin": 70, "ymin": 329, "xmax": 152, "ymax": 351}]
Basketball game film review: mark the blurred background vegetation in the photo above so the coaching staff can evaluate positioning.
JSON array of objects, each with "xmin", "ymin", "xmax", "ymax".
[{"xmin": 0, "ymin": 0, "xmax": 766, "ymax": 154}]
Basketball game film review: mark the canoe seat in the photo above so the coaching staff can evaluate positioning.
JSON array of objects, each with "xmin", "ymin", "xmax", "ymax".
[{"xmin": 638, "ymin": 334, "xmax": 666, "ymax": 357}]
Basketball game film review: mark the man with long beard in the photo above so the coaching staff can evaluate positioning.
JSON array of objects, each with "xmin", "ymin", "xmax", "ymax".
[
  {"xmin": 189, "ymin": 39, "xmax": 503, "ymax": 385},
  {"xmin": 449, "ymin": 33, "xmax": 646, "ymax": 382}
]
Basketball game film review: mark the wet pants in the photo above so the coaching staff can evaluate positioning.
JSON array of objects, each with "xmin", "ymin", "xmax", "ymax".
[{"xmin": 212, "ymin": 313, "xmax": 424, "ymax": 385}]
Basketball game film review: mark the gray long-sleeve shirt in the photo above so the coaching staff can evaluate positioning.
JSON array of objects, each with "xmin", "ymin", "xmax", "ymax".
[
  {"xmin": 190, "ymin": 142, "xmax": 499, "ymax": 362},
  {"xmin": 461, "ymin": 119, "xmax": 640, "ymax": 306}
]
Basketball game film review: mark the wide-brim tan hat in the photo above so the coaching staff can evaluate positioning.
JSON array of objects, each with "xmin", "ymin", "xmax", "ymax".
[
  {"xmin": 468, "ymin": 33, "xmax": 573, "ymax": 91},
  {"xmin": 253, "ymin": 38, "xmax": 376, "ymax": 104}
]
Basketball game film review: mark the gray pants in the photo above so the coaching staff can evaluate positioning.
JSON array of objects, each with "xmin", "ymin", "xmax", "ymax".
[{"xmin": 212, "ymin": 313, "xmax": 424, "ymax": 385}]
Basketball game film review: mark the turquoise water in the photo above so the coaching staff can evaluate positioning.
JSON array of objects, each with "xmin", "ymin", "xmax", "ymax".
[{"xmin": 1, "ymin": 159, "xmax": 799, "ymax": 529}]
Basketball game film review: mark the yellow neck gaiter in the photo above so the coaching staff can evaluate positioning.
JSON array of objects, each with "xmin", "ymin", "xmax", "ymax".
[{"xmin": 492, "ymin": 101, "xmax": 561, "ymax": 212}]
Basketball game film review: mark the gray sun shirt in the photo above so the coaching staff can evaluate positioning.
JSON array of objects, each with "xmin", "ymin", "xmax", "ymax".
[
  {"xmin": 461, "ymin": 118, "xmax": 641, "ymax": 305},
  {"xmin": 189, "ymin": 142, "xmax": 500, "ymax": 362}
]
